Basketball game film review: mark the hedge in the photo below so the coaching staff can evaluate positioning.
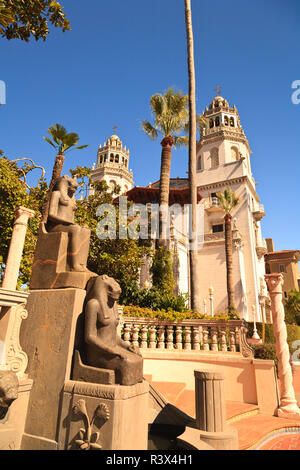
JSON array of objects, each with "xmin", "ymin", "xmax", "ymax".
[{"xmin": 247, "ymin": 322, "xmax": 300, "ymax": 362}]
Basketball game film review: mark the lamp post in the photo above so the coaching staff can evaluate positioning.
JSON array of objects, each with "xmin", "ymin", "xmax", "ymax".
[
  {"xmin": 209, "ymin": 287, "xmax": 214, "ymax": 317},
  {"xmin": 252, "ymin": 304, "xmax": 260, "ymax": 340}
]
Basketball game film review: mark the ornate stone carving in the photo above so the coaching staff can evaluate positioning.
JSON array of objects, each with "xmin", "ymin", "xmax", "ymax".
[
  {"xmin": 5, "ymin": 303, "xmax": 29, "ymax": 376},
  {"xmin": 239, "ymin": 322, "xmax": 254, "ymax": 358},
  {"xmin": 72, "ymin": 399, "xmax": 110, "ymax": 450}
]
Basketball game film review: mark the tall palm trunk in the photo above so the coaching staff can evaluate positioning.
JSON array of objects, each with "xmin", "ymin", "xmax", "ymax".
[
  {"xmin": 41, "ymin": 153, "xmax": 65, "ymax": 223},
  {"xmin": 185, "ymin": 0, "xmax": 201, "ymax": 312},
  {"xmin": 158, "ymin": 135, "xmax": 174, "ymax": 248},
  {"xmin": 224, "ymin": 213, "xmax": 235, "ymax": 308}
]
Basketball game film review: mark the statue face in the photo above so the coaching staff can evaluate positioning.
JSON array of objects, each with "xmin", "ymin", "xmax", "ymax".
[
  {"xmin": 102, "ymin": 275, "xmax": 122, "ymax": 301},
  {"xmin": 0, "ymin": 372, "xmax": 18, "ymax": 409}
]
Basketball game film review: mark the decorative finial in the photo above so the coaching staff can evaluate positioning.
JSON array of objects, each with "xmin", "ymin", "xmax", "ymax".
[
  {"xmin": 214, "ymin": 85, "xmax": 222, "ymax": 96},
  {"xmin": 113, "ymin": 125, "xmax": 118, "ymax": 135}
]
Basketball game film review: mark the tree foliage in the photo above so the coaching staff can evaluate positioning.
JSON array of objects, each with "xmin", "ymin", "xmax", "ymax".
[
  {"xmin": 284, "ymin": 289, "xmax": 300, "ymax": 325},
  {"xmin": 0, "ymin": 155, "xmax": 47, "ymax": 287},
  {"xmin": 72, "ymin": 168, "xmax": 152, "ymax": 299},
  {"xmin": 0, "ymin": 0, "xmax": 70, "ymax": 41}
]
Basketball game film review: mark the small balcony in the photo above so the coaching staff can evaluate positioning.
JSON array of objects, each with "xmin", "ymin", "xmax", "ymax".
[
  {"xmin": 205, "ymin": 197, "xmax": 224, "ymax": 214},
  {"xmin": 256, "ymin": 238, "xmax": 267, "ymax": 258},
  {"xmin": 253, "ymin": 204, "xmax": 266, "ymax": 221}
]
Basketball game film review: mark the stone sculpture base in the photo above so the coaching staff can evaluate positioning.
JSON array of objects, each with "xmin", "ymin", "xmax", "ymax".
[
  {"xmin": 0, "ymin": 378, "xmax": 33, "ymax": 450},
  {"xmin": 30, "ymin": 224, "xmax": 95, "ymax": 290},
  {"xmin": 58, "ymin": 379, "xmax": 149, "ymax": 450},
  {"xmin": 72, "ymin": 349, "xmax": 115, "ymax": 385},
  {"xmin": 19, "ymin": 288, "xmax": 86, "ymax": 449},
  {"xmin": 199, "ymin": 426, "xmax": 238, "ymax": 451}
]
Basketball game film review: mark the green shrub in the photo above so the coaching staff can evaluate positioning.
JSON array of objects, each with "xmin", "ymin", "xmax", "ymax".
[
  {"xmin": 122, "ymin": 305, "xmax": 238, "ymax": 322},
  {"xmin": 284, "ymin": 289, "xmax": 300, "ymax": 326},
  {"xmin": 252, "ymin": 343, "xmax": 278, "ymax": 373},
  {"xmin": 247, "ymin": 322, "xmax": 300, "ymax": 358}
]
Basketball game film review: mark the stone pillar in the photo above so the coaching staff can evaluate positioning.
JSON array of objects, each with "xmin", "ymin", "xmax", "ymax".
[
  {"xmin": 195, "ymin": 370, "xmax": 226, "ymax": 432},
  {"xmin": 265, "ymin": 274, "xmax": 300, "ymax": 419},
  {"xmin": 2, "ymin": 207, "xmax": 35, "ymax": 290},
  {"xmin": 194, "ymin": 369, "xmax": 238, "ymax": 450}
]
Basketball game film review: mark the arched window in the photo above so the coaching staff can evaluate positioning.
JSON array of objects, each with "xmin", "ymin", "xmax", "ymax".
[
  {"xmin": 231, "ymin": 147, "xmax": 239, "ymax": 161},
  {"xmin": 100, "ymin": 155, "xmax": 103, "ymax": 164},
  {"xmin": 104, "ymin": 154, "xmax": 108, "ymax": 162},
  {"xmin": 209, "ymin": 119, "xmax": 214, "ymax": 129},
  {"xmin": 215, "ymin": 116, "xmax": 220, "ymax": 127},
  {"xmin": 197, "ymin": 156, "xmax": 202, "ymax": 171},
  {"xmin": 210, "ymin": 148, "xmax": 219, "ymax": 168},
  {"xmin": 110, "ymin": 154, "xmax": 114, "ymax": 162},
  {"xmin": 230, "ymin": 117, "xmax": 235, "ymax": 127},
  {"xmin": 115, "ymin": 154, "xmax": 119, "ymax": 163},
  {"xmin": 224, "ymin": 116, "xmax": 229, "ymax": 126}
]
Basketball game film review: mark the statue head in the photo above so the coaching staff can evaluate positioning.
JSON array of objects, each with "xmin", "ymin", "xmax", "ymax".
[
  {"xmin": 86, "ymin": 275, "xmax": 122, "ymax": 304},
  {"xmin": 53, "ymin": 175, "xmax": 78, "ymax": 200},
  {"xmin": 0, "ymin": 371, "xmax": 18, "ymax": 410}
]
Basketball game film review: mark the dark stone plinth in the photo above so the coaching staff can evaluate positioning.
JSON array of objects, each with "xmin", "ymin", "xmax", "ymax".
[
  {"xmin": 72, "ymin": 350, "xmax": 115, "ymax": 385},
  {"xmin": 30, "ymin": 224, "xmax": 96, "ymax": 290},
  {"xmin": 20, "ymin": 288, "xmax": 86, "ymax": 448}
]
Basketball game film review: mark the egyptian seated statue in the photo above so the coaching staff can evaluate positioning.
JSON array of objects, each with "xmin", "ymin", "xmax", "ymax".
[
  {"xmin": 30, "ymin": 175, "xmax": 96, "ymax": 290},
  {"xmin": 73, "ymin": 275, "xmax": 143, "ymax": 387}
]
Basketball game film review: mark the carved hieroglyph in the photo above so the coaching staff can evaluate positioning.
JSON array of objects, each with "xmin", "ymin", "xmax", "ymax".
[{"xmin": 265, "ymin": 273, "xmax": 300, "ymax": 419}]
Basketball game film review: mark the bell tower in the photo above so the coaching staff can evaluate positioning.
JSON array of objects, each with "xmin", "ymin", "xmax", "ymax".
[
  {"xmin": 196, "ymin": 93, "xmax": 267, "ymax": 322},
  {"xmin": 91, "ymin": 131, "xmax": 134, "ymax": 193}
]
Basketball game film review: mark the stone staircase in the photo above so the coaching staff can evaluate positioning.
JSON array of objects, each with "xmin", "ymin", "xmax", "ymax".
[{"xmin": 145, "ymin": 374, "xmax": 300, "ymax": 450}]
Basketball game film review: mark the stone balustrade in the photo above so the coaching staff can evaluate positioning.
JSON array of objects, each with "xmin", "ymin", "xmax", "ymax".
[{"xmin": 121, "ymin": 318, "xmax": 254, "ymax": 357}]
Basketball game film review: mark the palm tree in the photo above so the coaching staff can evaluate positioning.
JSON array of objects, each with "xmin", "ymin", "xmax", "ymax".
[
  {"xmin": 184, "ymin": 0, "xmax": 202, "ymax": 312},
  {"xmin": 41, "ymin": 124, "xmax": 88, "ymax": 222},
  {"xmin": 217, "ymin": 188, "xmax": 240, "ymax": 310},
  {"xmin": 142, "ymin": 88, "xmax": 189, "ymax": 247}
]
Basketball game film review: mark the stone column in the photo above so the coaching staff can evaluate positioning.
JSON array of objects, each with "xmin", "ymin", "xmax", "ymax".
[
  {"xmin": 265, "ymin": 273, "xmax": 300, "ymax": 419},
  {"xmin": 2, "ymin": 207, "xmax": 35, "ymax": 290},
  {"xmin": 194, "ymin": 369, "xmax": 238, "ymax": 450},
  {"xmin": 195, "ymin": 370, "xmax": 225, "ymax": 432}
]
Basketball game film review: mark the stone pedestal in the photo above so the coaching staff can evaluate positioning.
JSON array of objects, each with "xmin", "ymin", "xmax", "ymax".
[
  {"xmin": 194, "ymin": 370, "xmax": 238, "ymax": 450},
  {"xmin": 58, "ymin": 379, "xmax": 149, "ymax": 450},
  {"xmin": 30, "ymin": 223, "xmax": 94, "ymax": 290},
  {"xmin": 19, "ymin": 288, "xmax": 86, "ymax": 449}
]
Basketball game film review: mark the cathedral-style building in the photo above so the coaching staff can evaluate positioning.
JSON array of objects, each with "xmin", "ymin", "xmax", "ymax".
[{"xmin": 91, "ymin": 94, "xmax": 269, "ymax": 322}]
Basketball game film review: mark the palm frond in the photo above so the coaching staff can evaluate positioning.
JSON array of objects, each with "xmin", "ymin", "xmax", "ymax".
[
  {"xmin": 150, "ymin": 94, "xmax": 164, "ymax": 118},
  {"xmin": 217, "ymin": 188, "xmax": 240, "ymax": 214},
  {"xmin": 173, "ymin": 136, "xmax": 189, "ymax": 148},
  {"xmin": 141, "ymin": 121, "xmax": 158, "ymax": 140},
  {"xmin": 43, "ymin": 136, "xmax": 57, "ymax": 149}
]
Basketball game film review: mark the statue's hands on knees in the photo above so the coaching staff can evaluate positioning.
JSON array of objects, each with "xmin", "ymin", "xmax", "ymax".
[{"xmin": 127, "ymin": 344, "xmax": 142, "ymax": 356}]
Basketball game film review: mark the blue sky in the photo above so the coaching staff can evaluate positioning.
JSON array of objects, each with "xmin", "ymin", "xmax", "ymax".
[{"xmin": 0, "ymin": 0, "xmax": 299, "ymax": 250}]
